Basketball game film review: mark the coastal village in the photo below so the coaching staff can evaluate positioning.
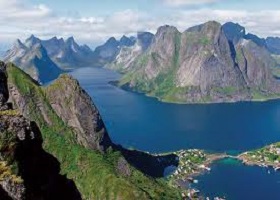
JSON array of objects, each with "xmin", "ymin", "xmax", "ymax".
[
  {"xmin": 167, "ymin": 149, "xmax": 227, "ymax": 200},
  {"xmin": 167, "ymin": 143, "xmax": 280, "ymax": 199},
  {"xmin": 168, "ymin": 143, "xmax": 280, "ymax": 200},
  {"xmin": 239, "ymin": 143, "xmax": 280, "ymax": 170}
]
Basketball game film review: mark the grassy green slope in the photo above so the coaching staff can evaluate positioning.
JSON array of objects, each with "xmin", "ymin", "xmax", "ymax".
[{"xmin": 7, "ymin": 63, "xmax": 181, "ymax": 200}]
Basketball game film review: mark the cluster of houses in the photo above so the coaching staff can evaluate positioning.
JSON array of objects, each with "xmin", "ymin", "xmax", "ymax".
[
  {"xmin": 170, "ymin": 149, "xmax": 228, "ymax": 200},
  {"xmin": 171, "ymin": 149, "xmax": 210, "ymax": 180},
  {"xmin": 241, "ymin": 144, "xmax": 280, "ymax": 171}
]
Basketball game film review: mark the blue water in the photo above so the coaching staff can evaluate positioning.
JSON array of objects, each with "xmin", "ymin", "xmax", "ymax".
[
  {"xmin": 71, "ymin": 67, "xmax": 280, "ymax": 154},
  {"xmin": 194, "ymin": 159, "xmax": 280, "ymax": 200},
  {"xmin": 70, "ymin": 67, "xmax": 280, "ymax": 199}
]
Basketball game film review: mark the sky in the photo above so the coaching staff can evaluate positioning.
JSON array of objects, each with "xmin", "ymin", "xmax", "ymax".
[{"xmin": 1, "ymin": 0, "xmax": 280, "ymax": 48}]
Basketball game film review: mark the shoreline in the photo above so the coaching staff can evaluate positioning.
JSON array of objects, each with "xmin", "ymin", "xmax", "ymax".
[
  {"xmin": 237, "ymin": 152, "xmax": 280, "ymax": 170},
  {"xmin": 167, "ymin": 149, "xmax": 228, "ymax": 184},
  {"xmin": 109, "ymin": 80, "xmax": 280, "ymax": 105}
]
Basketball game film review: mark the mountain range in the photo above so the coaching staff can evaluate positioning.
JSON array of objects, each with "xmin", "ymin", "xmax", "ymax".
[
  {"xmin": 3, "ymin": 21, "xmax": 280, "ymax": 103},
  {"xmin": 114, "ymin": 21, "xmax": 280, "ymax": 103},
  {"xmin": 4, "ymin": 39, "xmax": 62, "ymax": 84},
  {"xmin": 3, "ymin": 35, "xmax": 96, "ymax": 83}
]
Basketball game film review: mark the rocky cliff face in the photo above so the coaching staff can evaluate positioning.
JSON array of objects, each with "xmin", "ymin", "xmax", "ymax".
[
  {"xmin": 119, "ymin": 21, "xmax": 280, "ymax": 103},
  {"xmin": 7, "ymin": 63, "xmax": 111, "ymax": 152},
  {"xmin": 0, "ymin": 62, "xmax": 81, "ymax": 200},
  {"xmin": 45, "ymin": 74, "xmax": 112, "ymax": 152}
]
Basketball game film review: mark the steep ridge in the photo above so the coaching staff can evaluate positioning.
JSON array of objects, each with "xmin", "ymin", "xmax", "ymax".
[
  {"xmin": 45, "ymin": 74, "xmax": 112, "ymax": 151},
  {"xmin": 4, "ymin": 62, "xmax": 181, "ymax": 199},
  {"xmin": 0, "ymin": 61, "xmax": 81, "ymax": 200},
  {"xmin": 118, "ymin": 21, "xmax": 280, "ymax": 103}
]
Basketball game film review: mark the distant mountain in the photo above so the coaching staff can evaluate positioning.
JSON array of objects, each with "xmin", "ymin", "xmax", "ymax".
[
  {"xmin": 41, "ymin": 36, "xmax": 95, "ymax": 69},
  {"xmin": 266, "ymin": 37, "xmax": 280, "ymax": 55},
  {"xmin": 107, "ymin": 32, "xmax": 154, "ymax": 72},
  {"xmin": 4, "ymin": 39, "xmax": 62, "ymax": 84},
  {"xmin": 222, "ymin": 22, "xmax": 246, "ymax": 45},
  {"xmin": 117, "ymin": 21, "xmax": 280, "ymax": 103},
  {"xmin": 92, "ymin": 35, "xmax": 137, "ymax": 67},
  {"xmin": 4, "ymin": 35, "xmax": 96, "ymax": 72},
  {"xmin": 223, "ymin": 22, "xmax": 280, "ymax": 55}
]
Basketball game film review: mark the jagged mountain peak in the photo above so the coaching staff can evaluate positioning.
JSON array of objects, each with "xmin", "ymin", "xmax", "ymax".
[
  {"xmin": 120, "ymin": 35, "xmax": 130, "ymax": 41},
  {"xmin": 118, "ymin": 21, "xmax": 280, "ymax": 103},
  {"xmin": 13, "ymin": 39, "xmax": 26, "ymax": 49},
  {"xmin": 120, "ymin": 35, "xmax": 135, "ymax": 47},
  {"xmin": 25, "ymin": 34, "xmax": 41, "ymax": 47},
  {"xmin": 105, "ymin": 37, "xmax": 118, "ymax": 45},
  {"xmin": 136, "ymin": 32, "xmax": 154, "ymax": 51},
  {"xmin": 66, "ymin": 36, "xmax": 76, "ymax": 44},
  {"xmin": 48, "ymin": 36, "xmax": 64, "ymax": 43}
]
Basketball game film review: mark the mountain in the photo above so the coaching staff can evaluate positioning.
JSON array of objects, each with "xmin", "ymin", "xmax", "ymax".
[
  {"xmin": 117, "ymin": 21, "xmax": 280, "ymax": 103},
  {"xmin": 223, "ymin": 22, "xmax": 280, "ymax": 56},
  {"xmin": 41, "ymin": 36, "xmax": 96, "ymax": 69},
  {"xmin": 218, "ymin": 22, "xmax": 246, "ymax": 45},
  {"xmin": 4, "ymin": 35, "xmax": 97, "ymax": 82},
  {"xmin": 266, "ymin": 37, "xmax": 280, "ymax": 55},
  {"xmin": 1, "ymin": 61, "xmax": 181, "ymax": 199},
  {"xmin": 3, "ymin": 39, "xmax": 62, "ymax": 84},
  {"xmin": 108, "ymin": 32, "xmax": 154, "ymax": 72},
  {"xmin": 92, "ymin": 35, "xmax": 138, "ymax": 67}
]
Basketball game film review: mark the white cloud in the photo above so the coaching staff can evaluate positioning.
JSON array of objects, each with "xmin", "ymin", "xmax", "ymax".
[
  {"xmin": 171, "ymin": 9, "xmax": 280, "ymax": 38},
  {"xmin": 164, "ymin": 0, "xmax": 221, "ymax": 6},
  {"xmin": 0, "ymin": 0, "xmax": 52, "ymax": 20},
  {"xmin": 1, "ymin": 0, "xmax": 280, "ymax": 49}
]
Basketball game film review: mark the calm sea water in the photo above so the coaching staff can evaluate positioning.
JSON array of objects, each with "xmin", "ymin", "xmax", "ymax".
[
  {"xmin": 193, "ymin": 159, "xmax": 280, "ymax": 200},
  {"xmin": 70, "ymin": 67, "xmax": 280, "ymax": 199},
  {"xmin": 71, "ymin": 67, "xmax": 280, "ymax": 154}
]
